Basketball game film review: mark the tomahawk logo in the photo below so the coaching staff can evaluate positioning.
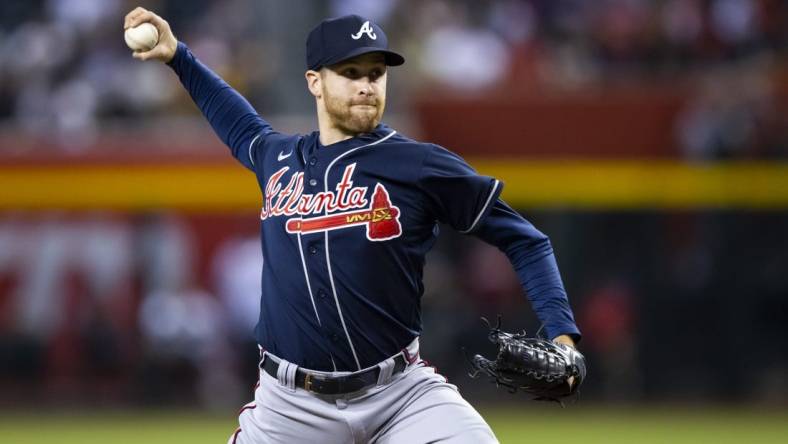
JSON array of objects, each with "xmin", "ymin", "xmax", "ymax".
[
  {"xmin": 351, "ymin": 21, "xmax": 377, "ymax": 40},
  {"xmin": 261, "ymin": 164, "xmax": 402, "ymax": 241},
  {"xmin": 287, "ymin": 184, "xmax": 401, "ymax": 241}
]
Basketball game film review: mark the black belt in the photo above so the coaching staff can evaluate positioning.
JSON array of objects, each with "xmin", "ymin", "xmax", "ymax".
[{"xmin": 261, "ymin": 353, "xmax": 408, "ymax": 395}]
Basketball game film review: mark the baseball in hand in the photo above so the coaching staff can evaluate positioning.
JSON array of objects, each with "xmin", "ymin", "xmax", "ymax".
[{"xmin": 124, "ymin": 22, "xmax": 159, "ymax": 52}]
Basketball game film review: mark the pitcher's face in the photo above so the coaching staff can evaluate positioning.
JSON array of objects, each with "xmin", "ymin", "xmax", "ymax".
[{"xmin": 320, "ymin": 53, "xmax": 387, "ymax": 135}]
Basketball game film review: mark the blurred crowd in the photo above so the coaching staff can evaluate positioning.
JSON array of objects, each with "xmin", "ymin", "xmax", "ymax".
[
  {"xmin": 2, "ymin": 211, "xmax": 787, "ymax": 408},
  {"xmin": 0, "ymin": 215, "xmax": 245, "ymax": 407},
  {"xmin": 1, "ymin": 0, "xmax": 787, "ymax": 410},
  {"xmin": 0, "ymin": 0, "xmax": 787, "ymax": 157}
]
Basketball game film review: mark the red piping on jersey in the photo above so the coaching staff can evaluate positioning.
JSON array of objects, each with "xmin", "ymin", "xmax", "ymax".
[
  {"xmin": 401, "ymin": 348, "xmax": 419, "ymax": 364},
  {"xmin": 231, "ymin": 427, "xmax": 242, "ymax": 444},
  {"xmin": 237, "ymin": 403, "xmax": 257, "ymax": 415},
  {"xmin": 422, "ymin": 359, "xmax": 447, "ymax": 382}
]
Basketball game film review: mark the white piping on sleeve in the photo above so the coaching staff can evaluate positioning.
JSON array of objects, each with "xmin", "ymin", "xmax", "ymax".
[
  {"xmin": 248, "ymin": 133, "xmax": 262, "ymax": 166},
  {"xmin": 459, "ymin": 179, "xmax": 500, "ymax": 234}
]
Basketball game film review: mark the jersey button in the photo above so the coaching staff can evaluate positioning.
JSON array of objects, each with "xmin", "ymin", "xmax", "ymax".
[
  {"xmin": 330, "ymin": 333, "xmax": 340, "ymax": 342},
  {"xmin": 317, "ymin": 289, "xmax": 327, "ymax": 298},
  {"xmin": 309, "ymin": 178, "xmax": 318, "ymax": 187},
  {"xmin": 309, "ymin": 157, "xmax": 317, "ymax": 166}
]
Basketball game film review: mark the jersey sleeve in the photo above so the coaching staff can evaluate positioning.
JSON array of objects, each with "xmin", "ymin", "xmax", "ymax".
[
  {"xmin": 167, "ymin": 42, "xmax": 274, "ymax": 171},
  {"xmin": 473, "ymin": 199, "xmax": 581, "ymax": 342},
  {"xmin": 417, "ymin": 144, "xmax": 502, "ymax": 233}
]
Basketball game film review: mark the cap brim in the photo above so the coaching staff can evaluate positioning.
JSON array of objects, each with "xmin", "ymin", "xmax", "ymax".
[{"xmin": 321, "ymin": 46, "xmax": 405, "ymax": 69}]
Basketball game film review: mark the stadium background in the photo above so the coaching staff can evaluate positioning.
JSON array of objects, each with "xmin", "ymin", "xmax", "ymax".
[{"xmin": 1, "ymin": 0, "xmax": 787, "ymax": 442}]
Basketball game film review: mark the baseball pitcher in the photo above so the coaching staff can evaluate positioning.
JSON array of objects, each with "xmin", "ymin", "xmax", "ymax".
[{"xmin": 124, "ymin": 8, "xmax": 584, "ymax": 443}]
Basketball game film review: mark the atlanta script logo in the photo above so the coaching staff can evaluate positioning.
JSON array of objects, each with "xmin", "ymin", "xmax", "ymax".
[{"xmin": 260, "ymin": 163, "xmax": 402, "ymax": 241}]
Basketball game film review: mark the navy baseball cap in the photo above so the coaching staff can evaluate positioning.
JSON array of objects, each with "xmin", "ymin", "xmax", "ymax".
[{"xmin": 306, "ymin": 14, "xmax": 405, "ymax": 71}]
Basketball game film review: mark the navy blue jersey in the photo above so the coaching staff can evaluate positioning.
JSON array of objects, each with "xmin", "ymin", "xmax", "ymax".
[{"xmin": 169, "ymin": 43, "xmax": 580, "ymax": 371}]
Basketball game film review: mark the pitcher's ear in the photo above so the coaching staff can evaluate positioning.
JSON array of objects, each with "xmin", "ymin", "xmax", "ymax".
[{"xmin": 305, "ymin": 70, "xmax": 322, "ymax": 98}]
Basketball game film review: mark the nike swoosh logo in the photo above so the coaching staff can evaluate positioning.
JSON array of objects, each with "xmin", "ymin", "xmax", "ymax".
[{"xmin": 277, "ymin": 150, "xmax": 293, "ymax": 161}]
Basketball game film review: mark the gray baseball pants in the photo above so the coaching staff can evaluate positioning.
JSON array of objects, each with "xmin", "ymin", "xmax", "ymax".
[{"xmin": 228, "ymin": 347, "xmax": 498, "ymax": 443}]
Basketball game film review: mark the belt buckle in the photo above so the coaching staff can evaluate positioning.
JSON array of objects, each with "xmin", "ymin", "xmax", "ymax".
[{"xmin": 304, "ymin": 373, "xmax": 314, "ymax": 391}]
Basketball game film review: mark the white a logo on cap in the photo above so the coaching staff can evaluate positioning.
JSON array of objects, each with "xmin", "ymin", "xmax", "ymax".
[{"xmin": 351, "ymin": 21, "xmax": 377, "ymax": 40}]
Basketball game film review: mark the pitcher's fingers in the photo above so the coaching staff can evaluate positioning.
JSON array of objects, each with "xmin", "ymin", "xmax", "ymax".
[
  {"xmin": 124, "ymin": 7, "xmax": 148, "ymax": 29},
  {"xmin": 145, "ymin": 14, "xmax": 169, "ymax": 35},
  {"xmin": 149, "ymin": 45, "xmax": 169, "ymax": 60},
  {"xmin": 127, "ymin": 10, "xmax": 160, "ymax": 30},
  {"xmin": 129, "ymin": 11, "xmax": 169, "ymax": 37},
  {"xmin": 132, "ymin": 48, "xmax": 154, "ymax": 61},
  {"xmin": 132, "ymin": 44, "xmax": 166, "ymax": 61}
]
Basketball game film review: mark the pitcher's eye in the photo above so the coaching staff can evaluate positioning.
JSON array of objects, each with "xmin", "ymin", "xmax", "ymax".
[{"xmin": 343, "ymin": 68, "xmax": 359, "ymax": 78}]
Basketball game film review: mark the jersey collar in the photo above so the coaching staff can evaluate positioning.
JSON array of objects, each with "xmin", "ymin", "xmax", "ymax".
[{"xmin": 315, "ymin": 123, "xmax": 393, "ymax": 151}]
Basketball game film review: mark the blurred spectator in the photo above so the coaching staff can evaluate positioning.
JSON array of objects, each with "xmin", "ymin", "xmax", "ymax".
[
  {"xmin": 134, "ymin": 215, "xmax": 244, "ymax": 408},
  {"xmin": 676, "ymin": 63, "xmax": 780, "ymax": 159},
  {"xmin": 330, "ymin": 0, "xmax": 399, "ymax": 23},
  {"xmin": 709, "ymin": 0, "xmax": 759, "ymax": 47},
  {"xmin": 211, "ymin": 235, "xmax": 263, "ymax": 342},
  {"xmin": 135, "ymin": 214, "xmax": 195, "ymax": 293},
  {"xmin": 138, "ymin": 285, "xmax": 223, "ymax": 360},
  {"xmin": 416, "ymin": 1, "xmax": 511, "ymax": 91},
  {"xmin": 46, "ymin": 0, "xmax": 121, "ymax": 34},
  {"xmin": 578, "ymin": 279, "xmax": 640, "ymax": 401},
  {"xmin": 138, "ymin": 281, "xmax": 241, "ymax": 409}
]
